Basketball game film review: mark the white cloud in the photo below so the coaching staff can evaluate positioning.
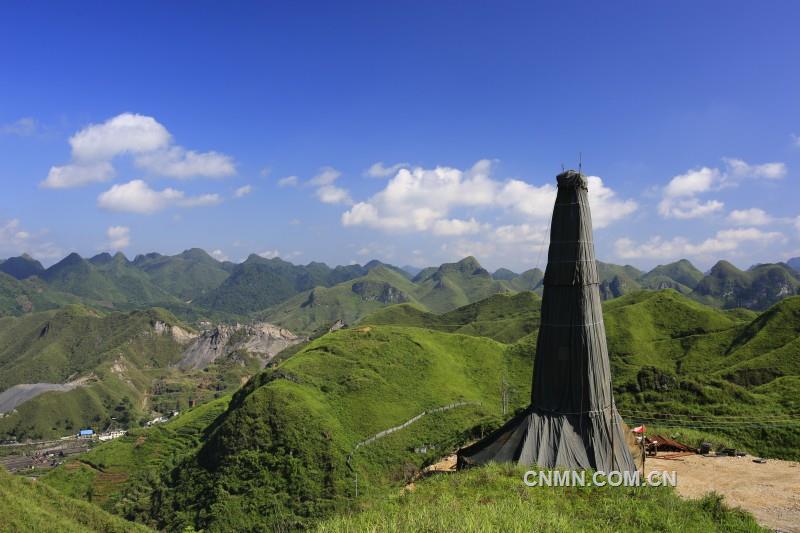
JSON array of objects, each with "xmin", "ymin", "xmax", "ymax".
[
  {"xmin": 727, "ymin": 208, "xmax": 773, "ymax": 226},
  {"xmin": 0, "ymin": 219, "xmax": 62, "ymax": 259},
  {"xmin": 364, "ymin": 161, "xmax": 410, "ymax": 178},
  {"xmin": 431, "ymin": 218, "xmax": 486, "ymax": 236},
  {"xmin": 658, "ymin": 197, "xmax": 725, "ymax": 219},
  {"xmin": 135, "ymin": 146, "xmax": 235, "ymax": 179},
  {"xmin": 97, "ymin": 180, "xmax": 221, "ymax": 214},
  {"xmin": 663, "ymin": 167, "xmax": 720, "ymax": 198},
  {"xmin": 615, "ymin": 227, "xmax": 785, "ymax": 260},
  {"xmin": 41, "ymin": 112, "xmax": 235, "ymax": 188},
  {"xmin": 0, "ymin": 117, "xmax": 38, "ymax": 136},
  {"xmin": 657, "ymin": 159, "xmax": 787, "ymax": 220},
  {"xmin": 795, "ymin": 215, "xmax": 800, "ymax": 235},
  {"xmin": 258, "ymin": 249, "xmax": 280, "ymax": 259},
  {"xmin": 234, "ymin": 185, "xmax": 253, "ymax": 198},
  {"xmin": 495, "ymin": 179, "xmax": 556, "ymax": 218},
  {"xmin": 493, "ymin": 223, "xmax": 548, "ymax": 244},
  {"xmin": 307, "ymin": 167, "xmax": 352, "ymax": 204},
  {"xmin": 41, "ymin": 161, "xmax": 115, "ymax": 189},
  {"xmin": 309, "ymin": 167, "xmax": 341, "ymax": 186},
  {"xmin": 260, "ymin": 167, "xmax": 271, "ymax": 178},
  {"xmin": 341, "ymin": 160, "xmax": 636, "ymax": 233},
  {"xmin": 106, "ymin": 226, "xmax": 130, "ymax": 249},
  {"xmin": 723, "ymin": 158, "xmax": 786, "ymax": 180},
  {"xmin": 278, "ymin": 175, "xmax": 299, "ymax": 187},
  {"xmin": 316, "ymin": 185, "xmax": 352, "ymax": 205},
  {"xmin": 585, "ymin": 176, "xmax": 639, "ymax": 228},
  {"xmin": 210, "ymin": 249, "xmax": 229, "ymax": 261}
]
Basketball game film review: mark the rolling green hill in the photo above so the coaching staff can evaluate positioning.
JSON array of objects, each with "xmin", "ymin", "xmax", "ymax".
[
  {"xmin": 262, "ymin": 257, "xmax": 516, "ymax": 334},
  {"xmin": 42, "ymin": 395, "xmax": 231, "ymax": 526},
  {"xmin": 41, "ymin": 253, "xmax": 183, "ymax": 310},
  {"xmin": 131, "ymin": 248, "xmax": 233, "ymax": 302},
  {"xmin": 37, "ymin": 290, "xmax": 800, "ymax": 531},
  {"xmin": 0, "ymin": 272, "xmax": 80, "ymax": 317},
  {"xmin": 0, "ymin": 254, "xmax": 45, "ymax": 280},
  {"xmin": 148, "ymin": 326, "xmax": 531, "ymax": 531},
  {"xmin": 362, "ymin": 291, "xmax": 540, "ymax": 343},
  {"xmin": 0, "ymin": 305, "xmax": 195, "ymax": 440},
  {"xmin": 193, "ymin": 255, "xmax": 400, "ymax": 315},
  {"xmin": 692, "ymin": 260, "xmax": 800, "ymax": 310},
  {"xmin": 0, "ymin": 468, "xmax": 153, "ymax": 532}
]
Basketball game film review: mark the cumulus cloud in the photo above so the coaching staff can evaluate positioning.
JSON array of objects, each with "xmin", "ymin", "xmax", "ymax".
[
  {"xmin": 309, "ymin": 167, "xmax": 341, "ymax": 186},
  {"xmin": 135, "ymin": 146, "xmax": 234, "ymax": 179},
  {"xmin": 0, "ymin": 117, "xmax": 38, "ymax": 136},
  {"xmin": 364, "ymin": 161, "xmax": 410, "ymax": 178},
  {"xmin": 316, "ymin": 185, "xmax": 352, "ymax": 205},
  {"xmin": 258, "ymin": 249, "xmax": 280, "ymax": 259},
  {"xmin": 657, "ymin": 159, "xmax": 787, "ymax": 220},
  {"xmin": 41, "ymin": 113, "xmax": 235, "ymax": 188},
  {"xmin": 722, "ymin": 158, "xmax": 786, "ymax": 180},
  {"xmin": 727, "ymin": 208, "xmax": 773, "ymax": 226},
  {"xmin": 97, "ymin": 180, "xmax": 221, "ymax": 214},
  {"xmin": 278, "ymin": 175, "xmax": 299, "ymax": 187},
  {"xmin": 0, "ymin": 219, "xmax": 62, "ymax": 259},
  {"xmin": 614, "ymin": 227, "xmax": 785, "ymax": 260},
  {"xmin": 106, "ymin": 226, "xmax": 130, "ymax": 249},
  {"xmin": 493, "ymin": 223, "xmax": 548, "ymax": 244},
  {"xmin": 210, "ymin": 249, "xmax": 229, "ymax": 261},
  {"xmin": 234, "ymin": 185, "xmax": 253, "ymax": 198},
  {"xmin": 341, "ymin": 160, "xmax": 636, "ymax": 233},
  {"xmin": 42, "ymin": 161, "xmax": 116, "ymax": 189},
  {"xmin": 307, "ymin": 167, "xmax": 352, "ymax": 205},
  {"xmin": 431, "ymin": 218, "xmax": 486, "ymax": 236}
]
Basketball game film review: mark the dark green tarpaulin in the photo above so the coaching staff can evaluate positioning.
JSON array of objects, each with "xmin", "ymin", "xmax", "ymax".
[{"xmin": 457, "ymin": 170, "xmax": 637, "ymax": 473}]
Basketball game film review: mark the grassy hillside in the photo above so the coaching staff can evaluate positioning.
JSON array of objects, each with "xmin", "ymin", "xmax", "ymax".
[
  {"xmin": 263, "ymin": 257, "xmax": 516, "ymax": 334},
  {"xmin": 316, "ymin": 463, "xmax": 762, "ymax": 532},
  {"xmin": 38, "ymin": 290, "xmax": 800, "ymax": 530},
  {"xmin": 0, "ymin": 306, "xmax": 193, "ymax": 440},
  {"xmin": 41, "ymin": 253, "xmax": 184, "ymax": 310},
  {"xmin": 363, "ymin": 291, "xmax": 540, "ymax": 343},
  {"xmin": 605, "ymin": 291, "xmax": 800, "ymax": 459},
  {"xmin": 365, "ymin": 290, "xmax": 800, "ymax": 459},
  {"xmin": 43, "ymin": 395, "xmax": 230, "ymax": 526},
  {"xmin": 0, "ymin": 272, "xmax": 80, "ymax": 316},
  {"xmin": 0, "ymin": 468, "xmax": 152, "ymax": 532},
  {"xmin": 692, "ymin": 260, "xmax": 800, "ymax": 310},
  {"xmin": 131, "ymin": 248, "xmax": 232, "ymax": 301},
  {"xmin": 0, "ymin": 254, "xmax": 45, "ymax": 280},
  {"xmin": 149, "ymin": 326, "xmax": 532, "ymax": 531}
]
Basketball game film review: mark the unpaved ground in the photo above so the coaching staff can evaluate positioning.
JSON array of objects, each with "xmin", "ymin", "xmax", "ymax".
[
  {"xmin": 648, "ymin": 454, "xmax": 800, "ymax": 532},
  {"xmin": 418, "ymin": 454, "xmax": 800, "ymax": 531}
]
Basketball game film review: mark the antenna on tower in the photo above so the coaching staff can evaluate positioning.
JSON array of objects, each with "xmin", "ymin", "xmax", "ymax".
[
  {"xmin": 561, "ymin": 163, "xmax": 565, "ymax": 172},
  {"xmin": 578, "ymin": 152, "xmax": 582, "ymax": 174}
]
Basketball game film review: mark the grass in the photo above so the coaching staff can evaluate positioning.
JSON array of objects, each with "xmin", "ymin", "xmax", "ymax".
[
  {"xmin": 0, "ymin": 467, "xmax": 152, "ymax": 532},
  {"xmin": 150, "ymin": 325, "xmax": 533, "ymax": 531},
  {"xmin": 42, "ymin": 394, "xmax": 230, "ymax": 525},
  {"xmin": 316, "ymin": 463, "xmax": 763, "ymax": 532}
]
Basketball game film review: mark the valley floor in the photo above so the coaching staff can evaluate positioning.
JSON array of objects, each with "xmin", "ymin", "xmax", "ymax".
[{"xmin": 647, "ymin": 454, "xmax": 800, "ymax": 533}]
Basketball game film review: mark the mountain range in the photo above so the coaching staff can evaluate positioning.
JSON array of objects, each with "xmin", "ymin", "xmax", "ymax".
[{"xmin": 3, "ymin": 250, "xmax": 799, "ymax": 328}]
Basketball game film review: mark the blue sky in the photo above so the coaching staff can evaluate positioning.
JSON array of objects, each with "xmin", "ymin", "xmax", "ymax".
[{"xmin": 1, "ymin": 1, "xmax": 799, "ymax": 272}]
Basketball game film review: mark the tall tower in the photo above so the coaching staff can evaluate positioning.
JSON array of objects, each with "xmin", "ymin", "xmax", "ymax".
[{"xmin": 458, "ymin": 170, "xmax": 636, "ymax": 473}]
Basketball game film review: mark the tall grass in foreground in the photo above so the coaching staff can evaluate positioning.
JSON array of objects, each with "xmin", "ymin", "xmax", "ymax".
[{"xmin": 316, "ymin": 463, "xmax": 763, "ymax": 533}]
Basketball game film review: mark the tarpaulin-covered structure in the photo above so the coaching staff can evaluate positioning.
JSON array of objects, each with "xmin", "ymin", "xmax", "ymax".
[{"xmin": 457, "ymin": 170, "xmax": 637, "ymax": 473}]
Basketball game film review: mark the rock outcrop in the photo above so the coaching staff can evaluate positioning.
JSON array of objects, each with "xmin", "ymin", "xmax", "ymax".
[{"xmin": 178, "ymin": 323, "xmax": 303, "ymax": 370}]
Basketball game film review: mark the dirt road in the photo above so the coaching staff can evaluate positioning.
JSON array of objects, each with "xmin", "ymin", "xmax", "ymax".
[{"xmin": 647, "ymin": 454, "xmax": 800, "ymax": 532}]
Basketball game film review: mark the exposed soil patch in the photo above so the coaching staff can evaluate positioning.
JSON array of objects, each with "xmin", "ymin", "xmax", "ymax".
[{"xmin": 647, "ymin": 454, "xmax": 800, "ymax": 532}]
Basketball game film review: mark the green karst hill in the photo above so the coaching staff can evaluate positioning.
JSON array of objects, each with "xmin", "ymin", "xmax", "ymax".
[{"xmin": 0, "ymin": 468, "xmax": 152, "ymax": 532}]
